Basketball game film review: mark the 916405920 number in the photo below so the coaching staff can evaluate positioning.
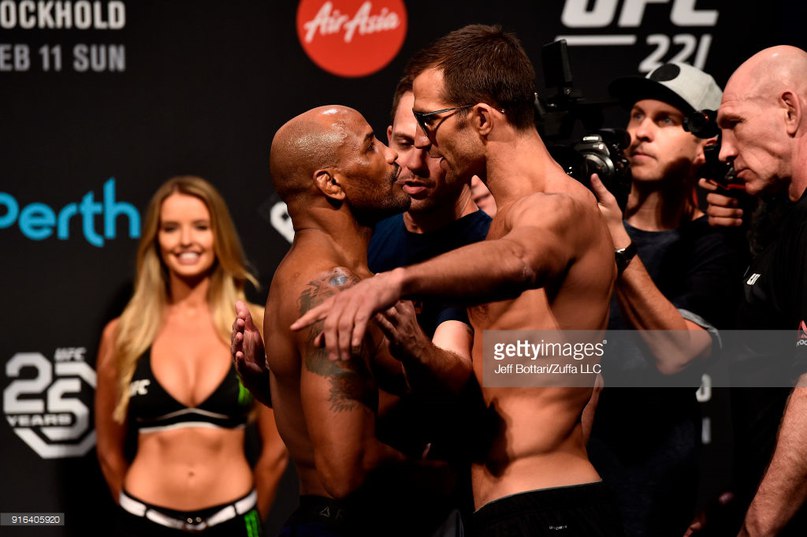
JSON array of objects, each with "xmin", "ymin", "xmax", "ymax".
[{"xmin": 1, "ymin": 513, "xmax": 64, "ymax": 526}]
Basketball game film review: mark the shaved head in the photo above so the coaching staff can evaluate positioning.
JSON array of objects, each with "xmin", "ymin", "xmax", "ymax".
[
  {"xmin": 270, "ymin": 105, "xmax": 359, "ymax": 202},
  {"xmin": 719, "ymin": 45, "xmax": 807, "ymax": 199},
  {"xmin": 269, "ymin": 104, "xmax": 409, "ymax": 224},
  {"xmin": 725, "ymin": 45, "xmax": 807, "ymax": 105}
]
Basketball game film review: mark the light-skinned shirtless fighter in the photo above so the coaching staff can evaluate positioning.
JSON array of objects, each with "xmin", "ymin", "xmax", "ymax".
[
  {"xmin": 264, "ymin": 104, "xmax": 475, "ymax": 537},
  {"xmin": 292, "ymin": 25, "xmax": 624, "ymax": 537}
]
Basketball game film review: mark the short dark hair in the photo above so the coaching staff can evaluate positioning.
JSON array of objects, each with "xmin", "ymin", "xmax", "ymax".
[
  {"xmin": 389, "ymin": 73, "xmax": 414, "ymax": 125},
  {"xmin": 405, "ymin": 24, "xmax": 536, "ymax": 130}
]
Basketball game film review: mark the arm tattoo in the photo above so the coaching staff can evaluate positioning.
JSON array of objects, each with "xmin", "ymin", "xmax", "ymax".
[{"xmin": 298, "ymin": 268, "xmax": 376, "ymax": 412}]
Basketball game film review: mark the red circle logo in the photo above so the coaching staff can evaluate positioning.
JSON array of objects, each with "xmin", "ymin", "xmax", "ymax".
[{"xmin": 297, "ymin": 0, "xmax": 408, "ymax": 78}]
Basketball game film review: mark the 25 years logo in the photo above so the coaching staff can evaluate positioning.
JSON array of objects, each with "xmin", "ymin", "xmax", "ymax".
[
  {"xmin": 296, "ymin": 0, "xmax": 407, "ymax": 78},
  {"xmin": 3, "ymin": 348, "xmax": 96, "ymax": 458}
]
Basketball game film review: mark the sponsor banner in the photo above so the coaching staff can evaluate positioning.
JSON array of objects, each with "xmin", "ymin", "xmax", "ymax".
[
  {"xmin": 0, "ymin": 0, "xmax": 127, "ymax": 74},
  {"xmin": 483, "ymin": 330, "xmax": 807, "ymax": 388},
  {"xmin": 296, "ymin": 0, "xmax": 407, "ymax": 78},
  {"xmin": 0, "ymin": 178, "xmax": 141, "ymax": 246}
]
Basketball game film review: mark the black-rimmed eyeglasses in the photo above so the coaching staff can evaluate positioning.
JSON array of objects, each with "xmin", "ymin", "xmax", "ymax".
[{"xmin": 413, "ymin": 105, "xmax": 473, "ymax": 138}]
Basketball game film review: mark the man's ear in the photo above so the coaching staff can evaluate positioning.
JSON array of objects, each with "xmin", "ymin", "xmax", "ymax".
[
  {"xmin": 386, "ymin": 124, "xmax": 393, "ymax": 145},
  {"xmin": 314, "ymin": 169, "xmax": 346, "ymax": 201},
  {"xmin": 473, "ymin": 104, "xmax": 498, "ymax": 137},
  {"xmin": 781, "ymin": 90, "xmax": 802, "ymax": 136}
]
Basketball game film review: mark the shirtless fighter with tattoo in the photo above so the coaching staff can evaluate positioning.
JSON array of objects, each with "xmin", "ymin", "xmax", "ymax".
[{"xmin": 263, "ymin": 104, "xmax": 474, "ymax": 537}]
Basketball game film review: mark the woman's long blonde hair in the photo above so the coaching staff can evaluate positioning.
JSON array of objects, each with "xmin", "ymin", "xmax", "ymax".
[{"xmin": 112, "ymin": 176, "xmax": 260, "ymax": 422}]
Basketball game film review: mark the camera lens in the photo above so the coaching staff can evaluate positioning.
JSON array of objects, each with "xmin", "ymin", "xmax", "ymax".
[
  {"xmin": 684, "ymin": 110, "xmax": 719, "ymax": 138},
  {"xmin": 583, "ymin": 153, "xmax": 611, "ymax": 178}
]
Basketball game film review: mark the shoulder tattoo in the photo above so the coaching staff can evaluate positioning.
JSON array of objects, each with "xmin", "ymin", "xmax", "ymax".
[
  {"xmin": 298, "ymin": 268, "xmax": 375, "ymax": 412},
  {"xmin": 297, "ymin": 267, "xmax": 359, "ymax": 323}
]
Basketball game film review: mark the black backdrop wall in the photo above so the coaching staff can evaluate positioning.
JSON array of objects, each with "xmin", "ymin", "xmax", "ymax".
[{"xmin": 1, "ymin": 1, "xmax": 805, "ymax": 534}]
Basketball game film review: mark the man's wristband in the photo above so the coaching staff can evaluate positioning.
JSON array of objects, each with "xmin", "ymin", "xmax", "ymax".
[{"xmin": 615, "ymin": 242, "xmax": 638, "ymax": 275}]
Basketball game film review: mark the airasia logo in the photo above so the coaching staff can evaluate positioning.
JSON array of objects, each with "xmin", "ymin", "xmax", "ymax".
[{"xmin": 297, "ymin": 0, "xmax": 407, "ymax": 78}]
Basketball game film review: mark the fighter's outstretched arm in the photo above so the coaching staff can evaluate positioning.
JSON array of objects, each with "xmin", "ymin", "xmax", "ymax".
[{"xmin": 291, "ymin": 193, "xmax": 583, "ymax": 360}]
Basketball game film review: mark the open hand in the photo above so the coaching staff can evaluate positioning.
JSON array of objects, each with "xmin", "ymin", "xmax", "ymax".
[
  {"xmin": 231, "ymin": 300, "xmax": 271, "ymax": 406},
  {"xmin": 374, "ymin": 300, "xmax": 428, "ymax": 362}
]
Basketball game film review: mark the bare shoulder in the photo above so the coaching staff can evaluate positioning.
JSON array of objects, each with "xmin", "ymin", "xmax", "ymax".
[
  {"xmin": 290, "ymin": 267, "xmax": 378, "ymax": 395},
  {"xmin": 269, "ymin": 264, "xmax": 363, "ymax": 322},
  {"xmin": 296, "ymin": 267, "xmax": 362, "ymax": 316},
  {"xmin": 508, "ymin": 189, "xmax": 599, "ymax": 230},
  {"xmin": 503, "ymin": 188, "xmax": 612, "ymax": 276}
]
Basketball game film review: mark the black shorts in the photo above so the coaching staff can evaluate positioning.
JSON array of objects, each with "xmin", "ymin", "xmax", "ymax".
[
  {"xmin": 280, "ymin": 494, "xmax": 466, "ymax": 537},
  {"xmin": 279, "ymin": 496, "xmax": 354, "ymax": 537},
  {"xmin": 471, "ymin": 482, "xmax": 625, "ymax": 537}
]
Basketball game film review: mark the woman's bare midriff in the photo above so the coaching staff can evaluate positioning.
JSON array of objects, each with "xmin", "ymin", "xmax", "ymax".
[{"xmin": 125, "ymin": 427, "xmax": 253, "ymax": 509}]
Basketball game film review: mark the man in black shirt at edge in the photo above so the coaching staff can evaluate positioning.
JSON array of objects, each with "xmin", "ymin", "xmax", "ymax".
[{"xmin": 695, "ymin": 45, "xmax": 807, "ymax": 537}]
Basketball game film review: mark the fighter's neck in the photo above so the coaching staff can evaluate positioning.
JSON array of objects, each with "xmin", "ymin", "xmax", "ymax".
[
  {"xmin": 292, "ymin": 210, "xmax": 374, "ymax": 268},
  {"xmin": 484, "ymin": 132, "xmax": 560, "ymax": 205},
  {"xmin": 294, "ymin": 226, "xmax": 371, "ymax": 272}
]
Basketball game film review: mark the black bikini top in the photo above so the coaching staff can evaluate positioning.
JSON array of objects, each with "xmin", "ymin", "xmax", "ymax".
[{"xmin": 127, "ymin": 348, "xmax": 252, "ymax": 433}]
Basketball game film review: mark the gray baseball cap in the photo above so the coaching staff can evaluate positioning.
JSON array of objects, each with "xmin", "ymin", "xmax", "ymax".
[{"xmin": 609, "ymin": 62, "xmax": 722, "ymax": 114}]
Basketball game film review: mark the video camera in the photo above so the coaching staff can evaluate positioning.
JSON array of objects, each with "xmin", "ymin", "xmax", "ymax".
[
  {"xmin": 682, "ymin": 109, "xmax": 742, "ymax": 192},
  {"xmin": 535, "ymin": 40, "xmax": 631, "ymax": 209}
]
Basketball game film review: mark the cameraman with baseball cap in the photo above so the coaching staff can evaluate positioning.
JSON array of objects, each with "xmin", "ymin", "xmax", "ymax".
[{"xmin": 587, "ymin": 63, "xmax": 744, "ymax": 537}]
